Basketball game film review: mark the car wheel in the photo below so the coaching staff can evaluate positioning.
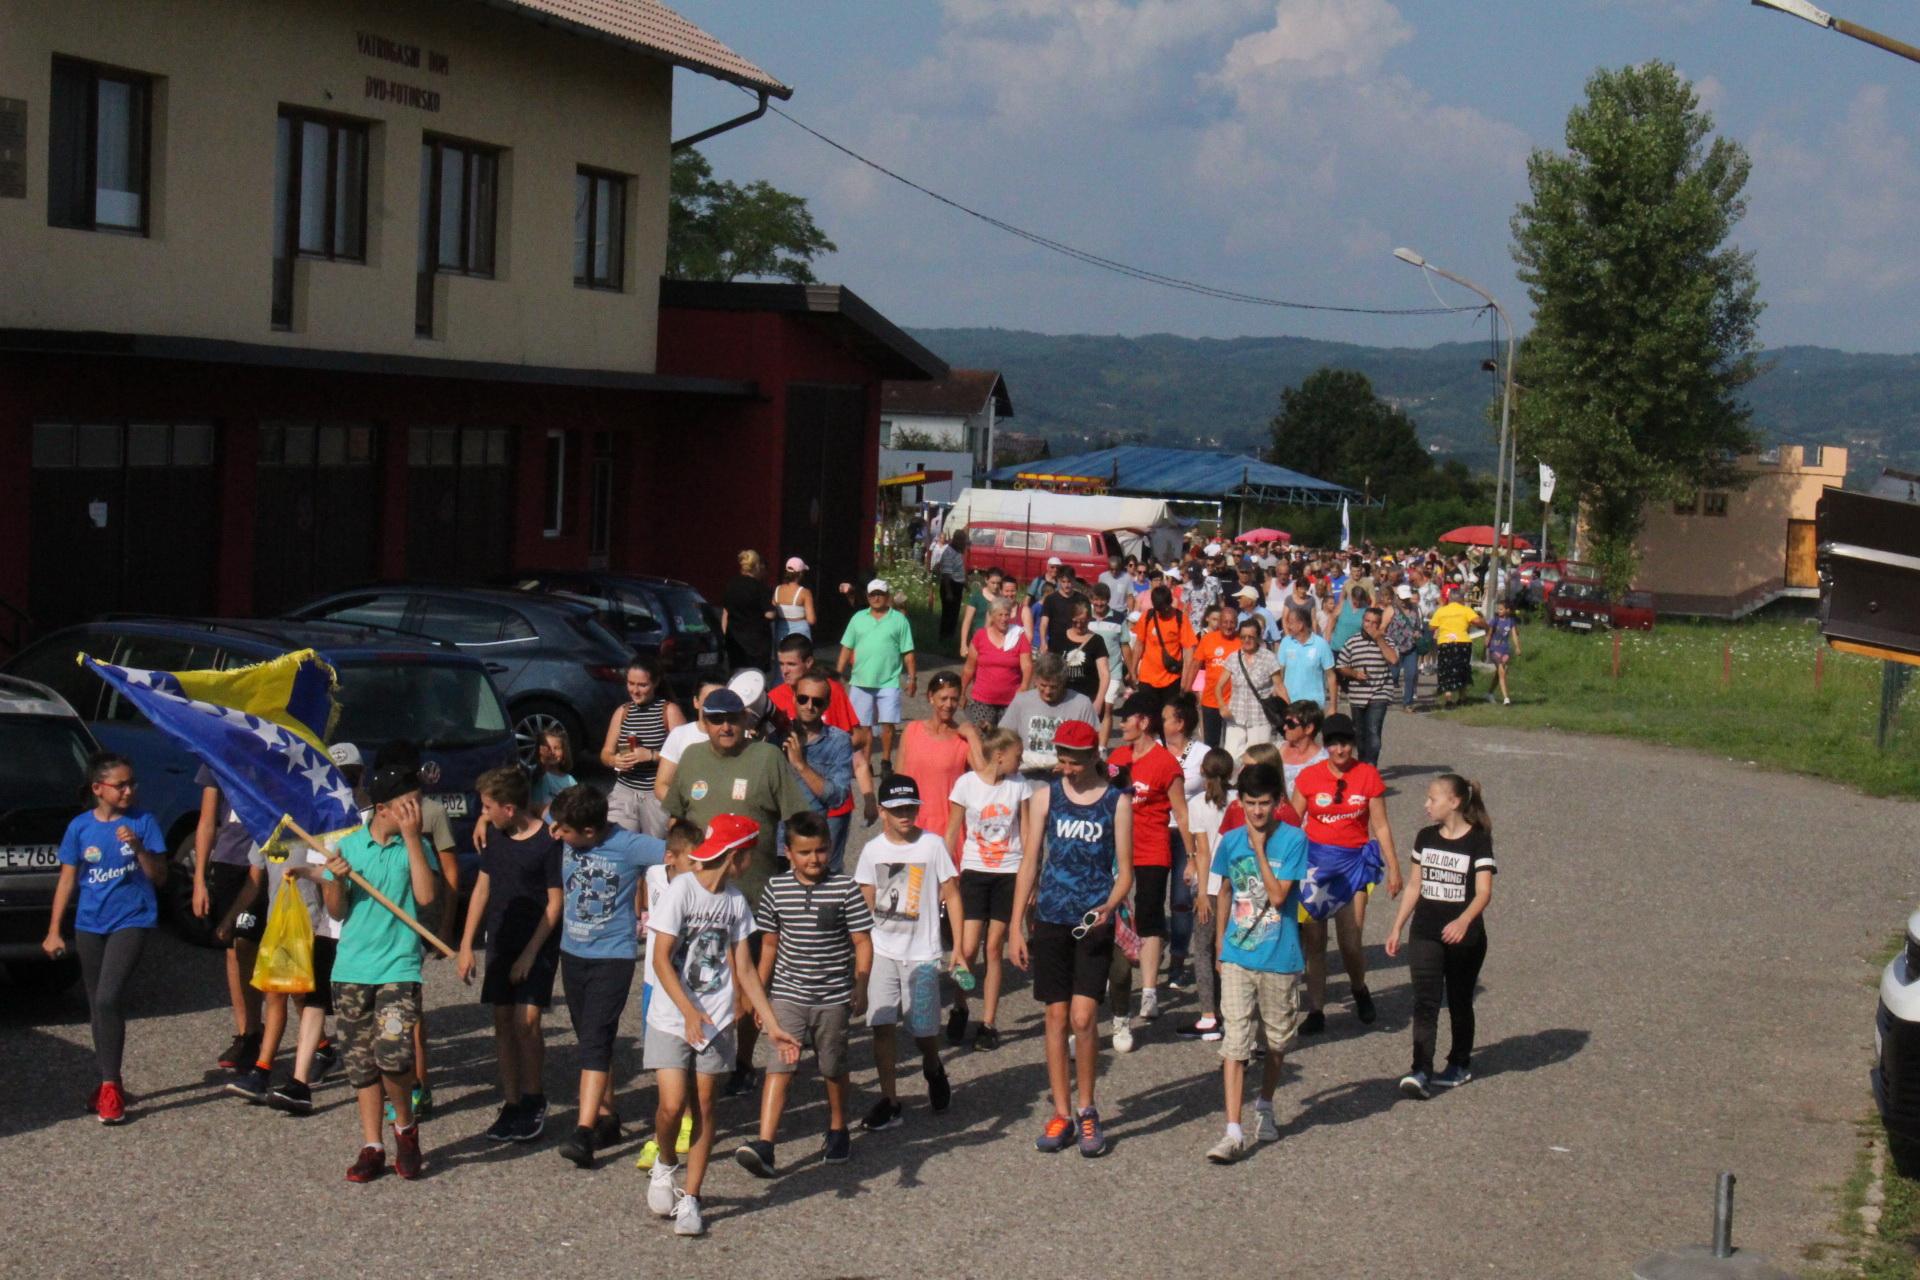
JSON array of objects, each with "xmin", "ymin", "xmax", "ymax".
[
  {"xmin": 7, "ymin": 955, "xmax": 81, "ymax": 996},
  {"xmin": 512, "ymin": 700, "xmax": 584, "ymax": 772},
  {"xmin": 162, "ymin": 828, "xmax": 219, "ymax": 949}
]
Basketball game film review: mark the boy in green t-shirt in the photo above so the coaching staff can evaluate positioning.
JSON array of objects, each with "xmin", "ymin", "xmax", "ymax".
[
  {"xmin": 321, "ymin": 767, "xmax": 439, "ymax": 1184},
  {"xmin": 836, "ymin": 579, "xmax": 917, "ymax": 768}
]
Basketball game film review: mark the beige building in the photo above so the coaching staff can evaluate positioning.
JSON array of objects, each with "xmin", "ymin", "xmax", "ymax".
[{"xmin": 1632, "ymin": 444, "xmax": 1847, "ymax": 617}]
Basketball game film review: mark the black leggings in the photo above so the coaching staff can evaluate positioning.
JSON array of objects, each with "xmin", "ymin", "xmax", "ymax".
[
  {"xmin": 1407, "ymin": 927, "xmax": 1487, "ymax": 1076},
  {"xmin": 76, "ymin": 927, "xmax": 150, "ymax": 1082}
]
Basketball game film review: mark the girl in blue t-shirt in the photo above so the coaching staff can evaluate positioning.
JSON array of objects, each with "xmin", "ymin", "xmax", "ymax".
[
  {"xmin": 531, "ymin": 727, "xmax": 579, "ymax": 820},
  {"xmin": 44, "ymin": 752, "xmax": 169, "ymax": 1124}
]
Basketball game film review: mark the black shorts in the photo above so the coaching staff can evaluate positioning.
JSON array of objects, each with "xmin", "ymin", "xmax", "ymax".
[
  {"xmin": 1133, "ymin": 865, "xmax": 1170, "ymax": 939},
  {"xmin": 207, "ymin": 862, "xmax": 266, "ymax": 946},
  {"xmin": 1030, "ymin": 918, "xmax": 1113, "ymax": 1005},
  {"xmin": 560, "ymin": 954, "xmax": 635, "ymax": 1073},
  {"xmin": 302, "ymin": 936, "xmax": 337, "ymax": 1013},
  {"xmin": 959, "ymin": 870, "xmax": 1018, "ymax": 925},
  {"xmin": 481, "ymin": 931, "xmax": 560, "ymax": 1009}
]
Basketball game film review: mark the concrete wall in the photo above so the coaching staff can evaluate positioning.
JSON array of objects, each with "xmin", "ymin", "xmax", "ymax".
[
  {"xmin": 1634, "ymin": 445, "xmax": 1847, "ymax": 614},
  {"xmin": 882, "ymin": 412, "xmax": 966, "ymax": 449},
  {"xmin": 0, "ymin": 0, "xmax": 671, "ymax": 372}
]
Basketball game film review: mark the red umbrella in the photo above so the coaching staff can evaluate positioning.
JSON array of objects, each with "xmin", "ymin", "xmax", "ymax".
[
  {"xmin": 1437, "ymin": 525, "xmax": 1533, "ymax": 550},
  {"xmin": 1237, "ymin": 527, "xmax": 1291, "ymax": 543}
]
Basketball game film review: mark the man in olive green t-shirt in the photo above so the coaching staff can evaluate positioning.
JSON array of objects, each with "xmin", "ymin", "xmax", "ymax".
[
  {"xmin": 836, "ymin": 579, "xmax": 917, "ymax": 767},
  {"xmin": 662, "ymin": 689, "xmax": 813, "ymax": 904}
]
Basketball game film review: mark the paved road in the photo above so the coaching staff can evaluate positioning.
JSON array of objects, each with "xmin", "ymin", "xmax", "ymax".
[{"xmin": 6, "ymin": 697, "xmax": 1916, "ymax": 1278}]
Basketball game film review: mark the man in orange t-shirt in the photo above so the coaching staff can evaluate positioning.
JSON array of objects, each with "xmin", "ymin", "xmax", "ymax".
[
  {"xmin": 1191, "ymin": 599, "xmax": 1240, "ymax": 748},
  {"xmin": 1129, "ymin": 584, "xmax": 1198, "ymax": 715}
]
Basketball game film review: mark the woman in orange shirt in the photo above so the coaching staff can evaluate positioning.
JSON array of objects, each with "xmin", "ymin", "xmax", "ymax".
[
  {"xmin": 1190, "ymin": 602, "xmax": 1241, "ymax": 748},
  {"xmin": 1129, "ymin": 584, "xmax": 1198, "ymax": 717}
]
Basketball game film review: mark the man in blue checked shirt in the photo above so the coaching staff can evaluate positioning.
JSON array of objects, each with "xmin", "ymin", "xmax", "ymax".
[{"xmin": 778, "ymin": 673, "xmax": 854, "ymax": 870}]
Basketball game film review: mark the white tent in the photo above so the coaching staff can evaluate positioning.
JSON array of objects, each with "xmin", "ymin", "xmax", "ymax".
[{"xmin": 946, "ymin": 488, "xmax": 1183, "ymax": 562}]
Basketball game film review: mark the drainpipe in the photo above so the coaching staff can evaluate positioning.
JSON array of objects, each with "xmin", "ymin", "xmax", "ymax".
[{"xmin": 672, "ymin": 90, "xmax": 771, "ymax": 152}]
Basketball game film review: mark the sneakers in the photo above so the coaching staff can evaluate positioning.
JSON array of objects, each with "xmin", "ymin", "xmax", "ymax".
[
  {"xmin": 1181, "ymin": 1016, "xmax": 1223, "ymax": 1042},
  {"xmin": 861, "ymin": 1097, "xmax": 903, "ymax": 1131},
  {"xmin": 593, "ymin": 1110, "xmax": 622, "ymax": 1147},
  {"xmin": 1430, "ymin": 1064, "xmax": 1473, "ymax": 1089},
  {"xmin": 218, "ymin": 1032, "xmax": 259, "ymax": 1072},
  {"xmin": 558, "ymin": 1125, "xmax": 597, "ymax": 1169},
  {"xmin": 515, "ymin": 1095, "xmax": 548, "ymax": 1141},
  {"xmin": 1398, "ymin": 1071, "xmax": 1432, "ymax": 1100},
  {"xmin": 972, "ymin": 1023, "xmax": 1000, "ymax": 1052},
  {"xmin": 672, "ymin": 1191, "xmax": 705, "ymax": 1237},
  {"xmin": 1035, "ymin": 1113, "xmax": 1073, "ymax": 1153},
  {"xmin": 393, "ymin": 1122, "xmax": 423, "ymax": 1179},
  {"xmin": 1300, "ymin": 1009, "xmax": 1326, "ymax": 1035},
  {"xmin": 1076, "ymin": 1107, "xmax": 1108, "ymax": 1158},
  {"xmin": 636, "ymin": 1115, "xmax": 694, "ymax": 1169},
  {"xmin": 1255, "ymin": 1104, "xmax": 1281, "ymax": 1143},
  {"xmin": 723, "ymin": 1065, "xmax": 761, "ymax": 1098},
  {"xmin": 735, "ymin": 1138, "xmax": 777, "ymax": 1177},
  {"xmin": 224, "ymin": 1066, "xmax": 271, "ymax": 1103},
  {"xmin": 925, "ymin": 1063, "xmax": 952, "ymax": 1114},
  {"xmin": 647, "ymin": 1161, "xmax": 681, "ymax": 1216},
  {"xmin": 822, "ymin": 1128, "xmax": 851, "ymax": 1163},
  {"xmin": 93, "ymin": 1080, "xmax": 126, "ymax": 1125},
  {"xmin": 268, "ymin": 1079, "xmax": 313, "ymax": 1114},
  {"xmin": 1138, "ymin": 989, "xmax": 1160, "ymax": 1020},
  {"xmin": 946, "ymin": 1002, "xmax": 969, "ymax": 1047},
  {"xmin": 1352, "ymin": 985, "xmax": 1377, "ymax": 1025},
  {"xmin": 310, "ymin": 1043, "xmax": 338, "ymax": 1083},
  {"xmin": 1206, "ymin": 1132, "xmax": 1248, "ymax": 1164},
  {"xmin": 486, "ymin": 1103, "xmax": 523, "ymax": 1142},
  {"xmin": 346, "ymin": 1144, "xmax": 387, "ymax": 1183},
  {"xmin": 1111, "ymin": 1017, "xmax": 1134, "ymax": 1054}
]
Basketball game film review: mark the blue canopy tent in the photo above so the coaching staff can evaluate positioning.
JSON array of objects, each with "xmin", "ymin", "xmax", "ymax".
[{"xmin": 985, "ymin": 445, "xmax": 1365, "ymax": 509}]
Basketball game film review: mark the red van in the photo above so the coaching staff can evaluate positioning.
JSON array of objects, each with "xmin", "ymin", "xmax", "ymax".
[{"xmin": 962, "ymin": 523, "xmax": 1132, "ymax": 585}]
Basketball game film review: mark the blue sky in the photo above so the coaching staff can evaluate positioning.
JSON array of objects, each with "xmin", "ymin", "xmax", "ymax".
[{"xmin": 672, "ymin": 1, "xmax": 1920, "ymax": 353}]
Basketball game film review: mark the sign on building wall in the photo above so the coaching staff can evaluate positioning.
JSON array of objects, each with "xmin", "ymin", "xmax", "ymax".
[{"xmin": 0, "ymin": 98, "xmax": 26, "ymax": 200}]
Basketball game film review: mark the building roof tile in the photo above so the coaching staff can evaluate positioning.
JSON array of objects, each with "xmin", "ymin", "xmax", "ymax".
[
  {"xmin": 480, "ymin": 0, "xmax": 790, "ymax": 97},
  {"xmin": 882, "ymin": 369, "xmax": 1013, "ymax": 419}
]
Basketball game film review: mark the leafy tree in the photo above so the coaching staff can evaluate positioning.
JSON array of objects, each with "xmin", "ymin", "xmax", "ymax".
[
  {"xmin": 667, "ymin": 149, "xmax": 837, "ymax": 284},
  {"xmin": 1267, "ymin": 367, "xmax": 1436, "ymax": 505},
  {"xmin": 1510, "ymin": 62, "xmax": 1762, "ymax": 588}
]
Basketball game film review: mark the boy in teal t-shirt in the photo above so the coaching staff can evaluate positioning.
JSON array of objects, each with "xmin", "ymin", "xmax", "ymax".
[
  {"xmin": 321, "ymin": 767, "xmax": 440, "ymax": 1184},
  {"xmin": 836, "ymin": 580, "xmax": 918, "ymax": 765}
]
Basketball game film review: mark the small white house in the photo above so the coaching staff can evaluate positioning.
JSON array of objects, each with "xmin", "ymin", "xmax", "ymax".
[{"xmin": 880, "ymin": 369, "xmax": 1014, "ymax": 487}]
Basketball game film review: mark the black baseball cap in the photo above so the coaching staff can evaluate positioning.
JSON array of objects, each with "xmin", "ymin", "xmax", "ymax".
[
  {"xmin": 1321, "ymin": 713, "xmax": 1357, "ymax": 744},
  {"xmin": 878, "ymin": 775, "xmax": 921, "ymax": 810},
  {"xmin": 368, "ymin": 766, "xmax": 420, "ymax": 805},
  {"xmin": 1114, "ymin": 692, "xmax": 1160, "ymax": 722}
]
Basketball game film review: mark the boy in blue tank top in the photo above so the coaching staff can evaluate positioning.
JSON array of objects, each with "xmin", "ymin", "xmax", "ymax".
[{"xmin": 1009, "ymin": 720, "xmax": 1133, "ymax": 1158}]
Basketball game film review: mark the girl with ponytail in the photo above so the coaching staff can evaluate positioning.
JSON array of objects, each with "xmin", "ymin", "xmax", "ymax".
[{"xmin": 1384, "ymin": 773, "xmax": 1495, "ymax": 1100}]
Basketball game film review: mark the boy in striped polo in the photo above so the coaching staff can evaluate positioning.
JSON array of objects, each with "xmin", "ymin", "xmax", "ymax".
[{"xmin": 734, "ymin": 810, "xmax": 874, "ymax": 1176}]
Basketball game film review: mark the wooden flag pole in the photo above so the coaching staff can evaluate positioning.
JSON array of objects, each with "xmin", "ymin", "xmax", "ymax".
[{"xmin": 282, "ymin": 819, "xmax": 455, "ymax": 958}]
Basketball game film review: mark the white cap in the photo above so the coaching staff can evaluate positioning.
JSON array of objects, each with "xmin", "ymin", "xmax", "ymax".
[
  {"xmin": 1204, "ymin": 542, "xmax": 1223, "ymax": 556},
  {"xmin": 866, "ymin": 578, "xmax": 890, "ymax": 595},
  {"xmin": 727, "ymin": 668, "xmax": 768, "ymax": 717},
  {"xmin": 328, "ymin": 742, "xmax": 362, "ymax": 769},
  {"xmin": 784, "ymin": 556, "xmax": 807, "ymax": 572},
  {"xmin": 1234, "ymin": 585, "xmax": 1258, "ymax": 601},
  {"xmin": 1046, "ymin": 556, "xmax": 1063, "ymax": 566},
  {"xmin": 1395, "ymin": 583, "xmax": 1414, "ymax": 600}
]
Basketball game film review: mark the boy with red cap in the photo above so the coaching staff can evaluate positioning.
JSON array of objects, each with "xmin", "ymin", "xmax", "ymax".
[{"xmin": 644, "ymin": 814, "xmax": 801, "ymax": 1237}]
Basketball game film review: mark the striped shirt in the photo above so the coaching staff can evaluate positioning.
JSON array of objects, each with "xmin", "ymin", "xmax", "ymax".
[
  {"xmin": 1337, "ymin": 634, "xmax": 1395, "ymax": 706},
  {"xmin": 754, "ymin": 872, "xmax": 874, "ymax": 1006},
  {"xmin": 615, "ymin": 698, "xmax": 668, "ymax": 792}
]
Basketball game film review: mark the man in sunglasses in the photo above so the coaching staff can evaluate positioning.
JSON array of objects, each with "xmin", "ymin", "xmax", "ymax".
[
  {"xmin": 778, "ymin": 674, "xmax": 855, "ymax": 874},
  {"xmin": 770, "ymin": 634, "xmax": 877, "ymax": 859}
]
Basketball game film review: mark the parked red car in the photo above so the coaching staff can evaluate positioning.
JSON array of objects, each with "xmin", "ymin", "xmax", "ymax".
[
  {"xmin": 1548, "ymin": 579, "xmax": 1656, "ymax": 632},
  {"xmin": 962, "ymin": 522, "xmax": 1133, "ymax": 586}
]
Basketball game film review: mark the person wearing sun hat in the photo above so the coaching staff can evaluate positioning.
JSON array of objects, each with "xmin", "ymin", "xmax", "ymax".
[
  {"xmin": 644, "ymin": 814, "xmax": 802, "ymax": 1237},
  {"xmin": 773, "ymin": 556, "xmax": 816, "ymax": 645}
]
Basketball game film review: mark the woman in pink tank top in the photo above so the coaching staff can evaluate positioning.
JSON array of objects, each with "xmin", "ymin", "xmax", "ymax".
[{"xmin": 899, "ymin": 671, "xmax": 987, "ymax": 836}]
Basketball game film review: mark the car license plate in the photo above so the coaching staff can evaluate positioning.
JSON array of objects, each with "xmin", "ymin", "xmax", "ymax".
[
  {"xmin": 1, "ymin": 845, "xmax": 59, "ymax": 870},
  {"xmin": 696, "ymin": 652, "xmax": 719, "ymax": 668},
  {"xmin": 1570, "ymin": 620, "xmax": 1593, "ymax": 631},
  {"xmin": 433, "ymin": 793, "xmax": 470, "ymax": 819}
]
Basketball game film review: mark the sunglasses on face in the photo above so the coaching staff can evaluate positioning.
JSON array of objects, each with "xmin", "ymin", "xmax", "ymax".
[
  {"xmin": 1282, "ymin": 719, "xmax": 1304, "ymax": 730},
  {"xmin": 793, "ymin": 693, "xmax": 830, "ymax": 708}
]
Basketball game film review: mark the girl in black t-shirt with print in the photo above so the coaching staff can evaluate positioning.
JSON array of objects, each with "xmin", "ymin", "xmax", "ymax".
[{"xmin": 1384, "ymin": 773, "xmax": 1495, "ymax": 1100}]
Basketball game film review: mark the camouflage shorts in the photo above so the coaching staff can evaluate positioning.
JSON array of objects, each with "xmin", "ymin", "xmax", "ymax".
[{"xmin": 332, "ymin": 981, "xmax": 422, "ymax": 1089}]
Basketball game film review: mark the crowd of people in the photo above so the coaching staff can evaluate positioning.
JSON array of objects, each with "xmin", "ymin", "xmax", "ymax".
[{"xmin": 40, "ymin": 532, "xmax": 1507, "ymax": 1239}]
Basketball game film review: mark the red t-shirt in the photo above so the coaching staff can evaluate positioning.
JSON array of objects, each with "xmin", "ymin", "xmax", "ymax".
[
  {"xmin": 769, "ymin": 679, "xmax": 859, "ymax": 819},
  {"xmin": 1294, "ymin": 760, "xmax": 1383, "ymax": 847},
  {"xmin": 1109, "ymin": 742, "xmax": 1182, "ymax": 868}
]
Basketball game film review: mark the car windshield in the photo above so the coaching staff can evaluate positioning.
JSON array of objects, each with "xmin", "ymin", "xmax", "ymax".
[
  {"xmin": 0, "ymin": 717, "xmax": 94, "ymax": 810},
  {"xmin": 658, "ymin": 586, "xmax": 711, "ymax": 634},
  {"xmin": 333, "ymin": 661, "xmax": 510, "ymax": 752},
  {"xmin": 1558, "ymin": 582, "xmax": 1606, "ymax": 603}
]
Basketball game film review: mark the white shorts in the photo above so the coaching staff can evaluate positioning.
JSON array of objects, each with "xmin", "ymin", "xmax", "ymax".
[{"xmin": 848, "ymin": 685, "xmax": 904, "ymax": 727}]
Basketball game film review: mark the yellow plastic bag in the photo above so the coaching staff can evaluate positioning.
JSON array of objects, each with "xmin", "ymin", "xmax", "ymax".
[{"xmin": 252, "ymin": 878, "xmax": 316, "ymax": 994}]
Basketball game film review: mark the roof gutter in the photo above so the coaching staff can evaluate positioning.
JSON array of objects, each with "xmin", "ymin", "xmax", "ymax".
[{"xmin": 672, "ymin": 89, "xmax": 770, "ymax": 152}]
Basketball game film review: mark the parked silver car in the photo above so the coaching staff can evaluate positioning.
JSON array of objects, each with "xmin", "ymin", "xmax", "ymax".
[{"xmin": 0, "ymin": 675, "xmax": 100, "ymax": 993}]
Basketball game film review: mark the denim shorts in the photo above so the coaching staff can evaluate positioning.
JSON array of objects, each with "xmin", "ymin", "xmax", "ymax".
[{"xmin": 848, "ymin": 685, "xmax": 904, "ymax": 727}]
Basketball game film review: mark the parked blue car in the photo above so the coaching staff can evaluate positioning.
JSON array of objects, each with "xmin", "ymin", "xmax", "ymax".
[{"xmin": 5, "ymin": 618, "xmax": 518, "ymax": 944}]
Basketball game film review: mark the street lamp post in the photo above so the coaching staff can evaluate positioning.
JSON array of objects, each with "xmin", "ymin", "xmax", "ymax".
[
  {"xmin": 1751, "ymin": 0, "xmax": 1920, "ymax": 65},
  {"xmin": 1393, "ymin": 246, "xmax": 1517, "ymax": 596}
]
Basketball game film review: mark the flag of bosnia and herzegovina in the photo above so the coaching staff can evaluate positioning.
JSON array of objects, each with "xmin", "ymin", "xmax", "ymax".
[{"xmin": 77, "ymin": 648, "xmax": 363, "ymax": 855}]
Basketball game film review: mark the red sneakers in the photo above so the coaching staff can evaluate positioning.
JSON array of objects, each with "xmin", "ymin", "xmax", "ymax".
[
  {"xmin": 393, "ymin": 1123, "xmax": 423, "ymax": 1180},
  {"xmin": 346, "ymin": 1145, "xmax": 388, "ymax": 1183},
  {"xmin": 94, "ymin": 1081, "xmax": 126, "ymax": 1125}
]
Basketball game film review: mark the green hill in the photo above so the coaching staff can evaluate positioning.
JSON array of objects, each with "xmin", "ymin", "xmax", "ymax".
[{"xmin": 907, "ymin": 328, "xmax": 1919, "ymax": 483}]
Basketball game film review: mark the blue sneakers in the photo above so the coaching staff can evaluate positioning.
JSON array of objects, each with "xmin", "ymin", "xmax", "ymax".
[
  {"xmin": 1076, "ymin": 1106, "xmax": 1108, "ymax": 1158},
  {"xmin": 1430, "ymin": 1064, "xmax": 1473, "ymax": 1089}
]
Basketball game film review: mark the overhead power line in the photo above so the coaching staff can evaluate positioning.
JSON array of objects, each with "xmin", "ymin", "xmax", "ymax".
[{"xmin": 747, "ymin": 95, "xmax": 1484, "ymax": 320}]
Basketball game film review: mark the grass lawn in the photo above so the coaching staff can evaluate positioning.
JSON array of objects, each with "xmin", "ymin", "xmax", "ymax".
[{"xmin": 1446, "ymin": 614, "xmax": 1920, "ymax": 799}]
